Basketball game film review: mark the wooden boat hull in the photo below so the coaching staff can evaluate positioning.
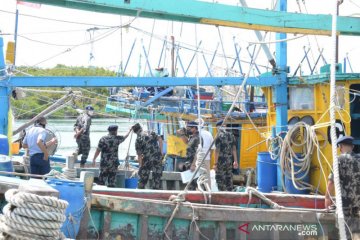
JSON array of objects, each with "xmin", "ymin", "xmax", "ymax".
[{"xmin": 88, "ymin": 194, "xmax": 336, "ymax": 240}]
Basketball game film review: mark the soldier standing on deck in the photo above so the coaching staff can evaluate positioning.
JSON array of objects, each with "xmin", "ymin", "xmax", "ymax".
[
  {"xmin": 325, "ymin": 136, "xmax": 360, "ymax": 239},
  {"xmin": 92, "ymin": 125, "xmax": 132, "ymax": 187},
  {"xmin": 74, "ymin": 105, "xmax": 94, "ymax": 167},
  {"xmin": 213, "ymin": 120, "xmax": 238, "ymax": 191},
  {"xmin": 133, "ymin": 123, "xmax": 163, "ymax": 189},
  {"xmin": 177, "ymin": 121, "xmax": 200, "ymax": 190}
]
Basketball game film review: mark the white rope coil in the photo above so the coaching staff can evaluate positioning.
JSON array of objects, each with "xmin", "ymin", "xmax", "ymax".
[
  {"xmin": 279, "ymin": 122, "xmax": 314, "ymax": 192},
  {"xmin": 0, "ymin": 189, "xmax": 68, "ymax": 240}
]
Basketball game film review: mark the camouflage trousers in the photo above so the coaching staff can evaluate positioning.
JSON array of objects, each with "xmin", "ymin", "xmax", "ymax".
[
  {"xmin": 98, "ymin": 159, "xmax": 118, "ymax": 187},
  {"xmin": 138, "ymin": 158, "xmax": 163, "ymax": 189},
  {"xmin": 215, "ymin": 157, "xmax": 233, "ymax": 191},
  {"xmin": 76, "ymin": 134, "xmax": 90, "ymax": 165}
]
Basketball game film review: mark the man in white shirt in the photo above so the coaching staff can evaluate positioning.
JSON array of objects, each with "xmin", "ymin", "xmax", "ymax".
[{"xmin": 23, "ymin": 117, "xmax": 57, "ymax": 175}]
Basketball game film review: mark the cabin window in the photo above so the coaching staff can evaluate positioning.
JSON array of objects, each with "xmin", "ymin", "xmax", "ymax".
[{"xmin": 289, "ymin": 86, "xmax": 314, "ymax": 110}]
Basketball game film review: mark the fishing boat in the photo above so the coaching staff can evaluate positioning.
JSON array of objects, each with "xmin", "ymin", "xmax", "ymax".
[{"xmin": 0, "ymin": 0, "xmax": 360, "ymax": 239}]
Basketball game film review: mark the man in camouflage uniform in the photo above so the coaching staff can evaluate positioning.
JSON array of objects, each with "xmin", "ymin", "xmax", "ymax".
[
  {"xmin": 74, "ymin": 105, "xmax": 93, "ymax": 167},
  {"xmin": 213, "ymin": 120, "xmax": 238, "ymax": 191},
  {"xmin": 325, "ymin": 136, "xmax": 360, "ymax": 239},
  {"xmin": 92, "ymin": 125, "xmax": 132, "ymax": 187},
  {"xmin": 133, "ymin": 123, "xmax": 163, "ymax": 189},
  {"xmin": 177, "ymin": 121, "xmax": 200, "ymax": 190}
]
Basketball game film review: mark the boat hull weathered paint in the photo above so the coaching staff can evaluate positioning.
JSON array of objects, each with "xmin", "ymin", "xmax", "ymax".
[{"xmin": 88, "ymin": 194, "xmax": 336, "ymax": 240}]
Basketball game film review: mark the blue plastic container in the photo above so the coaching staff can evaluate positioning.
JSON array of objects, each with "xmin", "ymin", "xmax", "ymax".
[
  {"xmin": 125, "ymin": 178, "xmax": 138, "ymax": 189},
  {"xmin": 0, "ymin": 134, "xmax": 9, "ymax": 156},
  {"xmin": 46, "ymin": 179, "xmax": 85, "ymax": 239},
  {"xmin": 0, "ymin": 155, "xmax": 14, "ymax": 177},
  {"xmin": 284, "ymin": 157, "xmax": 310, "ymax": 194},
  {"xmin": 257, "ymin": 152, "xmax": 277, "ymax": 193}
]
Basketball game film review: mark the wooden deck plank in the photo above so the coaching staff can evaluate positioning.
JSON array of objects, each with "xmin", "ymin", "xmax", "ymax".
[
  {"xmin": 100, "ymin": 211, "xmax": 112, "ymax": 240},
  {"xmin": 139, "ymin": 215, "xmax": 148, "ymax": 240},
  {"xmin": 219, "ymin": 222, "xmax": 226, "ymax": 240}
]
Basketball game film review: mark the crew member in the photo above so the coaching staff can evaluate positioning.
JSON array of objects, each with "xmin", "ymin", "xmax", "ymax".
[
  {"xmin": 133, "ymin": 123, "xmax": 163, "ymax": 189},
  {"xmin": 92, "ymin": 125, "xmax": 132, "ymax": 187},
  {"xmin": 74, "ymin": 105, "xmax": 94, "ymax": 167},
  {"xmin": 23, "ymin": 117, "xmax": 57, "ymax": 175},
  {"xmin": 213, "ymin": 120, "xmax": 238, "ymax": 191}
]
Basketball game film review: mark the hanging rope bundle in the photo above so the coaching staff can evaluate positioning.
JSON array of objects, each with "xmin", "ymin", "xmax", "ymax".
[
  {"xmin": 0, "ymin": 189, "xmax": 68, "ymax": 240},
  {"xmin": 279, "ymin": 122, "xmax": 314, "ymax": 192}
]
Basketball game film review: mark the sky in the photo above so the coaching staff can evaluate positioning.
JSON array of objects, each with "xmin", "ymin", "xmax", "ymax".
[{"xmin": 0, "ymin": 0, "xmax": 360, "ymax": 77}]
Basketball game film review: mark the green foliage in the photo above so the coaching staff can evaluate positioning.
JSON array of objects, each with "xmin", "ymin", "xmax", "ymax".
[{"xmin": 11, "ymin": 65, "xmax": 116, "ymax": 119}]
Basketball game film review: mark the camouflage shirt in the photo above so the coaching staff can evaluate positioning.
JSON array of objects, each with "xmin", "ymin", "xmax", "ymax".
[
  {"xmin": 215, "ymin": 129, "xmax": 236, "ymax": 158},
  {"xmin": 97, "ymin": 134, "xmax": 125, "ymax": 164},
  {"xmin": 135, "ymin": 131, "xmax": 162, "ymax": 161},
  {"xmin": 335, "ymin": 153, "xmax": 360, "ymax": 212},
  {"xmin": 185, "ymin": 132, "xmax": 200, "ymax": 163},
  {"xmin": 74, "ymin": 113, "xmax": 92, "ymax": 136}
]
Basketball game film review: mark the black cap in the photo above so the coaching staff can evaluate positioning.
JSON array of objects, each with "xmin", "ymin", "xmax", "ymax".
[
  {"xmin": 336, "ymin": 136, "xmax": 354, "ymax": 146},
  {"xmin": 132, "ymin": 123, "xmax": 142, "ymax": 133},
  {"xmin": 85, "ymin": 105, "xmax": 94, "ymax": 110},
  {"xmin": 108, "ymin": 125, "xmax": 118, "ymax": 132},
  {"xmin": 187, "ymin": 121, "xmax": 198, "ymax": 128},
  {"xmin": 216, "ymin": 119, "xmax": 223, "ymax": 126}
]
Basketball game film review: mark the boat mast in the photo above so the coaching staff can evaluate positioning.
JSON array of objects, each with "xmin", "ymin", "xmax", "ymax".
[{"xmin": 274, "ymin": 0, "xmax": 288, "ymax": 191}]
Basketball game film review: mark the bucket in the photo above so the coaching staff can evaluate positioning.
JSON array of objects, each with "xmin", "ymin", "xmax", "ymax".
[
  {"xmin": 256, "ymin": 152, "xmax": 277, "ymax": 193},
  {"xmin": 125, "ymin": 178, "xmax": 138, "ymax": 189},
  {"xmin": 115, "ymin": 173, "xmax": 125, "ymax": 188},
  {"xmin": 284, "ymin": 156, "xmax": 310, "ymax": 194},
  {"xmin": 46, "ymin": 179, "xmax": 85, "ymax": 239},
  {"xmin": 0, "ymin": 134, "xmax": 9, "ymax": 156},
  {"xmin": 0, "ymin": 155, "xmax": 14, "ymax": 177}
]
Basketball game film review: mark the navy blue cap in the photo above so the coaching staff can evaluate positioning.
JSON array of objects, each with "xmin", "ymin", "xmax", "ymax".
[
  {"xmin": 336, "ymin": 136, "xmax": 354, "ymax": 146},
  {"xmin": 132, "ymin": 123, "xmax": 142, "ymax": 133},
  {"xmin": 187, "ymin": 121, "xmax": 198, "ymax": 127},
  {"xmin": 108, "ymin": 125, "xmax": 118, "ymax": 132},
  {"xmin": 216, "ymin": 119, "xmax": 223, "ymax": 126},
  {"xmin": 85, "ymin": 105, "xmax": 94, "ymax": 110}
]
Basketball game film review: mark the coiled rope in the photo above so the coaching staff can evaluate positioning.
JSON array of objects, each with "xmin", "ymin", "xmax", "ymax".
[
  {"xmin": 0, "ymin": 189, "xmax": 68, "ymax": 240},
  {"xmin": 279, "ymin": 122, "xmax": 314, "ymax": 192}
]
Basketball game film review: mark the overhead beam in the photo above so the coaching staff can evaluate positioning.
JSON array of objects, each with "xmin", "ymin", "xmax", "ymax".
[
  {"xmin": 2, "ymin": 76, "xmax": 278, "ymax": 87},
  {"xmin": 23, "ymin": 0, "xmax": 360, "ymax": 36}
]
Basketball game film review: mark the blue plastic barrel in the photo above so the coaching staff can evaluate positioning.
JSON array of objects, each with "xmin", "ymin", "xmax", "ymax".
[
  {"xmin": 0, "ymin": 134, "xmax": 9, "ymax": 156},
  {"xmin": 0, "ymin": 155, "xmax": 14, "ymax": 177},
  {"xmin": 125, "ymin": 178, "xmax": 138, "ymax": 189},
  {"xmin": 257, "ymin": 152, "xmax": 277, "ymax": 193},
  {"xmin": 46, "ymin": 179, "xmax": 85, "ymax": 239},
  {"xmin": 284, "ymin": 157, "xmax": 310, "ymax": 194}
]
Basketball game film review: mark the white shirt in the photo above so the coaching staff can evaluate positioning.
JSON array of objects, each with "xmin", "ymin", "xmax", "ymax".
[
  {"xmin": 23, "ymin": 126, "xmax": 47, "ymax": 156},
  {"xmin": 198, "ymin": 129, "xmax": 215, "ymax": 161}
]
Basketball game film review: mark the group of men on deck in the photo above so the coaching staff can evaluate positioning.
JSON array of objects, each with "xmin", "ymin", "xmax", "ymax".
[
  {"xmin": 69, "ymin": 104, "xmax": 238, "ymax": 190},
  {"xmin": 177, "ymin": 120, "xmax": 238, "ymax": 191}
]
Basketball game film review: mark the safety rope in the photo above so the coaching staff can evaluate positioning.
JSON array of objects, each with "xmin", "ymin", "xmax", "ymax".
[{"xmin": 0, "ymin": 189, "xmax": 68, "ymax": 240}]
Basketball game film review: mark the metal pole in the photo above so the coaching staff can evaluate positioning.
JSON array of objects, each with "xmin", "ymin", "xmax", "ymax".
[
  {"xmin": 171, "ymin": 36, "xmax": 175, "ymax": 77},
  {"xmin": 14, "ymin": 8, "xmax": 19, "ymax": 66},
  {"xmin": 274, "ymin": 0, "xmax": 288, "ymax": 192},
  {"xmin": 0, "ymin": 37, "xmax": 9, "ymax": 136}
]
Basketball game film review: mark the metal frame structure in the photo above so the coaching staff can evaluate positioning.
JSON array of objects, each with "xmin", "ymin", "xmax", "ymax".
[{"xmin": 0, "ymin": 0, "xmax": 360, "ymax": 136}]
